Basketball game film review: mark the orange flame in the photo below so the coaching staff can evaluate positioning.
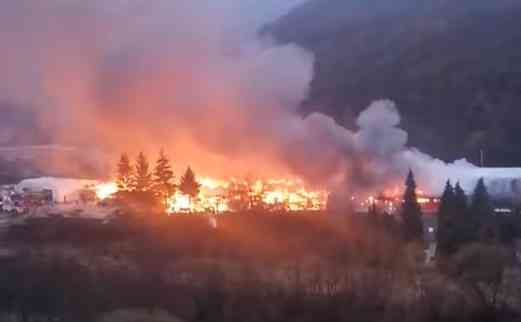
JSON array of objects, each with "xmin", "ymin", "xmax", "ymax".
[
  {"xmin": 93, "ymin": 176, "xmax": 328, "ymax": 214},
  {"xmin": 167, "ymin": 177, "xmax": 328, "ymax": 214},
  {"xmin": 94, "ymin": 182, "xmax": 119, "ymax": 200}
]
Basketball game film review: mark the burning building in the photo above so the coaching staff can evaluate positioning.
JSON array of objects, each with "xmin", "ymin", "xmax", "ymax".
[
  {"xmin": 355, "ymin": 191, "xmax": 441, "ymax": 216},
  {"xmin": 179, "ymin": 177, "xmax": 328, "ymax": 213},
  {"xmin": 113, "ymin": 176, "xmax": 328, "ymax": 214}
]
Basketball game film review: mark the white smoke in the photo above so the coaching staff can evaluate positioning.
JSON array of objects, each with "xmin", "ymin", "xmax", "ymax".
[
  {"xmin": 314, "ymin": 99, "xmax": 521, "ymax": 197},
  {"xmin": 400, "ymin": 150, "xmax": 521, "ymax": 197},
  {"xmin": 352, "ymin": 101, "xmax": 521, "ymax": 197}
]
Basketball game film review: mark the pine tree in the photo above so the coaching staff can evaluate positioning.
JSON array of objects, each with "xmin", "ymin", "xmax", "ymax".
[
  {"xmin": 437, "ymin": 180, "xmax": 455, "ymax": 255},
  {"xmin": 179, "ymin": 167, "xmax": 201, "ymax": 207},
  {"xmin": 153, "ymin": 149, "xmax": 175, "ymax": 206},
  {"xmin": 116, "ymin": 153, "xmax": 134, "ymax": 191},
  {"xmin": 452, "ymin": 182, "xmax": 469, "ymax": 242},
  {"xmin": 400, "ymin": 170, "xmax": 424, "ymax": 242},
  {"xmin": 471, "ymin": 178, "xmax": 494, "ymax": 241},
  {"xmin": 454, "ymin": 182, "xmax": 468, "ymax": 213},
  {"xmin": 133, "ymin": 152, "xmax": 153, "ymax": 192},
  {"xmin": 471, "ymin": 178, "xmax": 492, "ymax": 218}
]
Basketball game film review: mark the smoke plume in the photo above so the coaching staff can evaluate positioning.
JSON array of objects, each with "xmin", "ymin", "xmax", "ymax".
[
  {"xmin": 0, "ymin": 0, "xmax": 518, "ymax": 195},
  {"xmin": 0, "ymin": 0, "xmax": 314, "ymax": 179}
]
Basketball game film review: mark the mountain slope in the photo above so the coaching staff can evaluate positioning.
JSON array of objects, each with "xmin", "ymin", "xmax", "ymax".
[{"xmin": 269, "ymin": 0, "xmax": 521, "ymax": 166}]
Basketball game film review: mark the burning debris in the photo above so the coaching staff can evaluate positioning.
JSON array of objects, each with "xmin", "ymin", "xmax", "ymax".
[
  {"xmin": 91, "ymin": 151, "xmax": 330, "ymax": 214},
  {"xmin": 354, "ymin": 189, "xmax": 441, "ymax": 215},
  {"xmin": 166, "ymin": 177, "xmax": 328, "ymax": 214},
  {"xmin": 95, "ymin": 175, "xmax": 328, "ymax": 214}
]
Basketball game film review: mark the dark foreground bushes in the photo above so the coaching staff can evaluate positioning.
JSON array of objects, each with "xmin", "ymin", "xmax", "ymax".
[{"xmin": 1, "ymin": 212, "xmax": 520, "ymax": 322}]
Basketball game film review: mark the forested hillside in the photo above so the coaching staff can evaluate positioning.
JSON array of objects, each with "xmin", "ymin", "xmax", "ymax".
[{"xmin": 268, "ymin": 0, "xmax": 521, "ymax": 166}]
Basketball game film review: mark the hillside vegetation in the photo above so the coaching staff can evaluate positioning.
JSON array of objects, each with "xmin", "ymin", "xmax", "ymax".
[{"xmin": 268, "ymin": 0, "xmax": 521, "ymax": 166}]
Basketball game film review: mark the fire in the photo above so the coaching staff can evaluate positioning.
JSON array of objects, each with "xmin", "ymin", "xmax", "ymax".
[
  {"xmin": 93, "ymin": 176, "xmax": 328, "ymax": 214},
  {"xmin": 95, "ymin": 182, "xmax": 119, "ymax": 200},
  {"xmin": 167, "ymin": 177, "xmax": 328, "ymax": 214},
  {"xmin": 252, "ymin": 178, "xmax": 327, "ymax": 212},
  {"xmin": 167, "ymin": 177, "xmax": 230, "ymax": 213},
  {"xmin": 359, "ymin": 186, "xmax": 440, "ymax": 214}
]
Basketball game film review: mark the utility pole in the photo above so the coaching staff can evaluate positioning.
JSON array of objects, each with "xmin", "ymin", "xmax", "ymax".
[{"xmin": 480, "ymin": 149, "xmax": 485, "ymax": 167}]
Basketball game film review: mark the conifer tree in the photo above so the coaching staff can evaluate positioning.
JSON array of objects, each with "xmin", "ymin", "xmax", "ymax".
[
  {"xmin": 437, "ymin": 180, "xmax": 455, "ymax": 255},
  {"xmin": 454, "ymin": 182, "xmax": 468, "ymax": 213},
  {"xmin": 471, "ymin": 178, "xmax": 492, "ymax": 218},
  {"xmin": 471, "ymin": 178, "xmax": 494, "ymax": 241},
  {"xmin": 179, "ymin": 167, "xmax": 201, "ymax": 207},
  {"xmin": 400, "ymin": 170, "xmax": 424, "ymax": 242},
  {"xmin": 133, "ymin": 152, "xmax": 153, "ymax": 192},
  {"xmin": 453, "ymin": 182, "xmax": 469, "ymax": 225},
  {"xmin": 153, "ymin": 149, "xmax": 175, "ymax": 206},
  {"xmin": 450, "ymin": 182, "xmax": 472, "ymax": 248},
  {"xmin": 116, "ymin": 153, "xmax": 134, "ymax": 191}
]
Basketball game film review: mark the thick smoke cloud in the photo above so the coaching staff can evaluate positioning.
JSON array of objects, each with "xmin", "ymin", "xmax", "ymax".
[
  {"xmin": 0, "ymin": 0, "xmax": 315, "ymax": 179},
  {"xmin": 356, "ymin": 101, "xmax": 407, "ymax": 157},
  {"xmin": 1, "ymin": 0, "xmax": 517, "ymax": 195}
]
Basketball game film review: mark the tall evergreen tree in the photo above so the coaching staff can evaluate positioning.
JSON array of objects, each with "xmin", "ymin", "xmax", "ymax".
[
  {"xmin": 471, "ymin": 178, "xmax": 494, "ymax": 241},
  {"xmin": 471, "ymin": 178, "xmax": 492, "ymax": 217},
  {"xmin": 454, "ymin": 182, "xmax": 468, "ymax": 213},
  {"xmin": 437, "ymin": 180, "xmax": 455, "ymax": 255},
  {"xmin": 179, "ymin": 167, "xmax": 201, "ymax": 206},
  {"xmin": 400, "ymin": 170, "xmax": 424, "ymax": 242},
  {"xmin": 116, "ymin": 153, "xmax": 134, "ymax": 191},
  {"xmin": 153, "ymin": 149, "xmax": 176, "ymax": 206},
  {"xmin": 133, "ymin": 152, "xmax": 153, "ymax": 192},
  {"xmin": 452, "ymin": 182, "xmax": 471, "ymax": 246}
]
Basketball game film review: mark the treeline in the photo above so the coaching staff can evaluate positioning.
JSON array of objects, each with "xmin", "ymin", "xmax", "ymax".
[
  {"xmin": 114, "ymin": 150, "xmax": 200, "ymax": 210},
  {"xmin": 377, "ymin": 170, "xmax": 521, "ymax": 249},
  {"xmin": 436, "ymin": 177, "xmax": 521, "ymax": 256}
]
